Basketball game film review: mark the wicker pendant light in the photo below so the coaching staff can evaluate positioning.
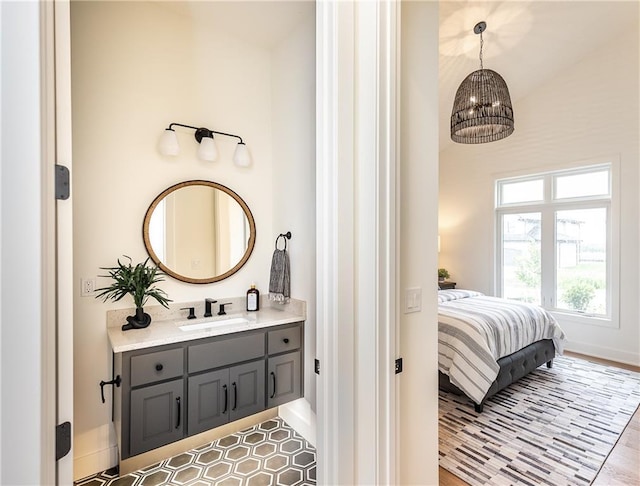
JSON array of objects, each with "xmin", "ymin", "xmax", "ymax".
[{"xmin": 450, "ymin": 21, "xmax": 514, "ymax": 144}]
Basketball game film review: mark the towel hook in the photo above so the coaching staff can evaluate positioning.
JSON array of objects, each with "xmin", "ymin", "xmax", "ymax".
[{"xmin": 275, "ymin": 231, "xmax": 292, "ymax": 250}]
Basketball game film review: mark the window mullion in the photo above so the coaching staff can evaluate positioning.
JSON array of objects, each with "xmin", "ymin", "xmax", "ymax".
[
  {"xmin": 540, "ymin": 207, "xmax": 555, "ymax": 308},
  {"xmin": 540, "ymin": 174, "xmax": 554, "ymax": 308},
  {"xmin": 495, "ymin": 211, "xmax": 503, "ymax": 297}
]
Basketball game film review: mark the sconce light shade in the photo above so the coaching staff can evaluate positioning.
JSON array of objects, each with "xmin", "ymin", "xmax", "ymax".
[
  {"xmin": 160, "ymin": 122, "xmax": 250, "ymax": 167},
  {"xmin": 159, "ymin": 128, "xmax": 180, "ymax": 156},
  {"xmin": 233, "ymin": 142, "xmax": 252, "ymax": 167},
  {"xmin": 197, "ymin": 135, "xmax": 218, "ymax": 162}
]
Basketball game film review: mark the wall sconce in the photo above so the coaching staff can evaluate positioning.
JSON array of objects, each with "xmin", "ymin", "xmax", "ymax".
[{"xmin": 159, "ymin": 122, "xmax": 252, "ymax": 167}]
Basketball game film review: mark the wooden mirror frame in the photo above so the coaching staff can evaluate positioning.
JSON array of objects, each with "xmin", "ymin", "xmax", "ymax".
[{"xmin": 142, "ymin": 180, "xmax": 256, "ymax": 284}]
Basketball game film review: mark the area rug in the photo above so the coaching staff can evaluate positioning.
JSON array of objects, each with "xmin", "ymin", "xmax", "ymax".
[{"xmin": 439, "ymin": 355, "xmax": 640, "ymax": 486}]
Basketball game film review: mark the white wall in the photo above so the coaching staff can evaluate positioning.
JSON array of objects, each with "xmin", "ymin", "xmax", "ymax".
[
  {"xmin": 439, "ymin": 22, "xmax": 639, "ymax": 365},
  {"xmin": 399, "ymin": 2, "xmax": 440, "ymax": 484},
  {"xmin": 71, "ymin": 2, "xmax": 314, "ymax": 479},
  {"xmin": 271, "ymin": 10, "xmax": 317, "ymax": 426}
]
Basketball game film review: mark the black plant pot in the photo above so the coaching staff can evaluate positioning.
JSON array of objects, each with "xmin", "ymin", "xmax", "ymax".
[{"xmin": 122, "ymin": 307, "xmax": 152, "ymax": 331}]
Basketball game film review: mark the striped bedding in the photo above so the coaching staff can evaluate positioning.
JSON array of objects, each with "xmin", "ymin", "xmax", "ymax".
[{"xmin": 438, "ymin": 289, "xmax": 566, "ymax": 404}]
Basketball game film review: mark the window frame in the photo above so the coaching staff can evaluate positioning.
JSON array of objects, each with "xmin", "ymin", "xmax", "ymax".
[{"xmin": 495, "ymin": 161, "xmax": 620, "ymax": 329}]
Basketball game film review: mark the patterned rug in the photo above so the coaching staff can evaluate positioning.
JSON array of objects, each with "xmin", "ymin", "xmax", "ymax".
[{"xmin": 439, "ymin": 355, "xmax": 640, "ymax": 486}]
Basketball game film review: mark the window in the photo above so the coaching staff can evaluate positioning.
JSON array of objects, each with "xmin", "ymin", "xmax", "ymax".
[{"xmin": 496, "ymin": 164, "xmax": 615, "ymax": 325}]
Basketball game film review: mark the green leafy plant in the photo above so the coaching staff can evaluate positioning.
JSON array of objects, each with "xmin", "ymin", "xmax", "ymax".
[
  {"xmin": 560, "ymin": 276, "xmax": 604, "ymax": 291},
  {"xmin": 563, "ymin": 281, "xmax": 595, "ymax": 311},
  {"xmin": 438, "ymin": 268, "xmax": 450, "ymax": 280},
  {"xmin": 515, "ymin": 243, "xmax": 541, "ymax": 288},
  {"xmin": 95, "ymin": 256, "xmax": 171, "ymax": 309}
]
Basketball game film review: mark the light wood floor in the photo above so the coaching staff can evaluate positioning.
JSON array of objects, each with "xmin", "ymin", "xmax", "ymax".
[{"xmin": 439, "ymin": 351, "xmax": 640, "ymax": 486}]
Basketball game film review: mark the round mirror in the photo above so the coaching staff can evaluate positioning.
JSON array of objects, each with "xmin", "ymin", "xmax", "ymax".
[{"xmin": 143, "ymin": 180, "xmax": 256, "ymax": 284}]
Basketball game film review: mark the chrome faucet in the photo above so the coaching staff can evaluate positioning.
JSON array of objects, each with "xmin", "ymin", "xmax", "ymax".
[{"xmin": 204, "ymin": 298, "xmax": 217, "ymax": 318}]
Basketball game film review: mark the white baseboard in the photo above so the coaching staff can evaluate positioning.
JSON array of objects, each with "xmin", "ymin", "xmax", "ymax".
[
  {"xmin": 279, "ymin": 398, "xmax": 316, "ymax": 447},
  {"xmin": 74, "ymin": 445, "xmax": 118, "ymax": 482},
  {"xmin": 565, "ymin": 341, "xmax": 640, "ymax": 367}
]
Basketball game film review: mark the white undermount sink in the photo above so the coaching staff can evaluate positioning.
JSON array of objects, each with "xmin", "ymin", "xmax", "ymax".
[{"xmin": 178, "ymin": 316, "xmax": 251, "ymax": 332}]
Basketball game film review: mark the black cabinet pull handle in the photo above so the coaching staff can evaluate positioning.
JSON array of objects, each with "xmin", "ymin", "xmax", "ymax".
[
  {"xmin": 155, "ymin": 363, "xmax": 163, "ymax": 371},
  {"xmin": 283, "ymin": 338, "xmax": 290, "ymax": 344},
  {"xmin": 175, "ymin": 396, "xmax": 181, "ymax": 429},
  {"xmin": 223, "ymin": 384, "xmax": 228, "ymax": 414},
  {"xmin": 232, "ymin": 382, "xmax": 237, "ymax": 411},
  {"xmin": 270, "ymin": 371, "xmax": 276, "ymax": 399}
]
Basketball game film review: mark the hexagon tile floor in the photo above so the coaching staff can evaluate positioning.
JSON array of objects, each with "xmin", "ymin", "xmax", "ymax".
[{"xmin": 75, "ymin": 417, "xmax": 316, "ymax": 486}]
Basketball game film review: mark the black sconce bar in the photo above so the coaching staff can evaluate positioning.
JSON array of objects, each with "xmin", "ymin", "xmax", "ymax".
[{"xmin": 166, "ymin": 122, "xmax": 244, "ymax": 144}]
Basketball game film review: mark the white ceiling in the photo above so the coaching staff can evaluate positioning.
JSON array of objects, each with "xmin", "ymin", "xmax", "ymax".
[
  {"xmin": 439, "ymin": 1, "xmax": 639, "ymax": 150},
  {"xmin": 159, "ymin": 1, "xmax": 638, "ymax": 150}
]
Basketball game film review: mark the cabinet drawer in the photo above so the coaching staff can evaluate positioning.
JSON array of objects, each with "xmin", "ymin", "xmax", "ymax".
[
  {"xmin": 131, "ymin": 348, "xmax": 184, "ymax": 387},
  {"xmin": 268, "ymin": 325, "xmax": 301, "ymax": 355},
  {"xmin": 189, "ymin": 332, "xmax": 264, "ymax": 373}
]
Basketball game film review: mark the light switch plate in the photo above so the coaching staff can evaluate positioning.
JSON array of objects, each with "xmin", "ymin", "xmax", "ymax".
[{"xmin": 404, "ymin": 287, "xmax": 422, "ymax": 313}]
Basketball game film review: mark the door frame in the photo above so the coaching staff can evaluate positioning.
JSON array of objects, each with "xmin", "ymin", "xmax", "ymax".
[
  {"xmin": 53, "ymin": 0, "xmax": 75, "ymax": 483},
  {"xmin": 0, "ymin": 1, "xmax": 58, "ymax": 484},
  {"xmin": 315, "ymin": 1, "xmax": 399, "ymax": 483}
]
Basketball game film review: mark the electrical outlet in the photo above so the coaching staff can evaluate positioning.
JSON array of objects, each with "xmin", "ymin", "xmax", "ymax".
[{"xmin": 81, "ymin": 278, "xmax": 96, "ymax": 297}]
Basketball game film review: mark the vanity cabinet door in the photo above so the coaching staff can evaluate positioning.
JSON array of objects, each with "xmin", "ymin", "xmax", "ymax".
[
  {"xmin": 229, "ymin": 360, "xmax": 265, "ymax": 422},
  {"xmin": 188, "ymin": 369, "xmax": 229, "ymax": 436},
  {"xmin": 267, "ymin": 351, "xmax": 301, "ymax": 408},
  {"xmin": 130, "ymin": 379, "xmax": 184, "ymax": 456}
]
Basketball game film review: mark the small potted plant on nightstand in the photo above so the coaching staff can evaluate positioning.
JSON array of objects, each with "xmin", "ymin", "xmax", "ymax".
[
  {"xmin": 96, "ymin": 255, "xmax": 172, "ymax": 331},
  {"xmin": 438, "ymin": 268, "xmax": 450, "ymax": 282}
]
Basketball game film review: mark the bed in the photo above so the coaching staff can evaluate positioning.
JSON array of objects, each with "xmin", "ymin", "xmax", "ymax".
[{"xmin": 438, "ymin": 289, "xmax": 566, "ymax": 412}]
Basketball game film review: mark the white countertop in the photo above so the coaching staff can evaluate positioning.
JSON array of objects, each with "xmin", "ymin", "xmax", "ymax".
[{"xmin": 107, "ymin": 299, "xmax": 306, "ymax": 353}]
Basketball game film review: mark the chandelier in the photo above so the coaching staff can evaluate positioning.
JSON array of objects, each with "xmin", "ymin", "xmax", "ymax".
[{"xmin": 450, "ymin": 21, "xmax": 514, "ymax": 144}]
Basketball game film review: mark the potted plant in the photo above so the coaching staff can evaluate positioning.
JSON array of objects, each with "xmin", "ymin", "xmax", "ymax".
[
  {"xmin": 438, "ymin": 268, "xmax": 450, "ymax": 282},
  {"xmin": 96, "ymin": 255, "xmax": 172, "ymax": 331}
]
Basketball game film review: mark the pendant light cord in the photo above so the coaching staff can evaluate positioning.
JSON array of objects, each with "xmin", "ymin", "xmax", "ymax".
[{"xmin": 479, "ymin": 30, "xmax": 484, "ymax": 70}]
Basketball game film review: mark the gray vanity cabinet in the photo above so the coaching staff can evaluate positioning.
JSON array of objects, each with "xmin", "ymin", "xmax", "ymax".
[
  {"xmin": 267, "ymin": 325, "xmax": 302, "ymax": 408},
  {"xmin": 187, "ymin": 331, "xmax": 266, "ymax": 436},
  {"xmin": 114, "ymin": 322, "xmax": 303, "ymax": 461},
  {"xmin": 118, "ymin": 345, "xmax": 186, "ymax": 458},
  {"xmin": 187, "ymin": 369, "xmax": 228, "ymax": 435},
  {"xmin": 187, "ymin": 360, "xmax": 265, "ymax": 436},
  {"xmin": 268, "ymin": 352, "xmax": 301, "ymax": 408},
  {"xmin": 229, "ymin": 360, "xmax": 266, "ymax": 421},
  {"xmin": 130, "ymin": 379, "xmax": 183, "ymax": 456}
]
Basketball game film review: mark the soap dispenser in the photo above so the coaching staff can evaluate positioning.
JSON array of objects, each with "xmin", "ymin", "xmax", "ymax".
[{"xmin": 247, "ymin": 283, "xmax": 259, "ymax": 311}]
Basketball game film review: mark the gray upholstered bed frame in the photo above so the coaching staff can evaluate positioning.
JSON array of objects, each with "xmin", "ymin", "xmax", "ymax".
[{"xmin": 439, "ymin": 339, "xmax": 556, "ymax": 413}]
